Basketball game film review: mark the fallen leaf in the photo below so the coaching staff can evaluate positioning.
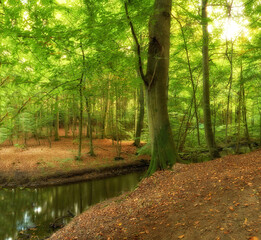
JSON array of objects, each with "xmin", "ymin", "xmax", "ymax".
[
  {"xmin": 178, "ymin": 235, "xmax": 185, "ymax": 239},
  {"xmin": 229, "ymin": 206, "xmax": 234, "ymax": 211}
]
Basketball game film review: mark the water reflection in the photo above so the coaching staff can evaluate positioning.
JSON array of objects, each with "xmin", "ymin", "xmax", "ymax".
[{"xmin": 0, "ymin": 171, "xmax": 144, "ymax": 239}]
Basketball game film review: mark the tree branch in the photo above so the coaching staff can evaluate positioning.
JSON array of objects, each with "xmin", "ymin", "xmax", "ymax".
[
  {"xmin": 0, "ymin": 76, "xmax": 9, "ymax": 87},
  {"xmin": 0, "ymin": 113, "xmax": 8, "ymax": 124},
  {"xmin": 124, "ymin": 2, "xmax": 147, "ymax": 85}
]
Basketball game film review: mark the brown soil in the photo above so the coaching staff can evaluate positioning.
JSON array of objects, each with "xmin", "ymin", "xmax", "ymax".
[
  {"xmin": 0, "ymin": 137, "xmax": 149, "ymax": 187},
  {"xmin": 49, "ymin": 149, "xmax": 261, "ymax": 240}
]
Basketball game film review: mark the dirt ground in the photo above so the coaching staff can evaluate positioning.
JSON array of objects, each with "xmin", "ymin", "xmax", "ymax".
[
  {"xmin": 49, "ymin": 149, "xmax": 261, "ymax": 240},
  {"xmin": 0, "ymin": 136, "xmax": 149, "ymax": 187}
]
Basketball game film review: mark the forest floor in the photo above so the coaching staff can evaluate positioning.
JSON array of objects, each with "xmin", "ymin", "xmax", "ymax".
[
  {"xmin": 0, "ymin": 136, "xmax": 149, "ymax": 187},
  {"xmin": 49, "ymin": 149, "xmax": 261, "ymax": 240}
]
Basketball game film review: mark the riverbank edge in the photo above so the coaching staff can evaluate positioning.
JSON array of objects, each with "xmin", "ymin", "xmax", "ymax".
[{"xmin": 0, "ymin": 159, "xmax": 149, "ymax": 188}]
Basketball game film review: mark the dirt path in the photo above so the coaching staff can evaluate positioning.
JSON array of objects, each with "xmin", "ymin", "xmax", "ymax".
[
  {"xmin": 0, "ymin": 138, "xmax": 149, "ymax": 187},
  {"xmin": 49, "ymin": 149, "xmax": 261, "ymax": 240}
]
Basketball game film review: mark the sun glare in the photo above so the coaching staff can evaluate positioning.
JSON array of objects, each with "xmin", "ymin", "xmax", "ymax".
[
  {"xmin": 208, "ymin": 4, "xmax": 250, "ymax": 41},
  {"xmin": 222, "ymin": 18, "xmax": 241, "ymax": 40}
]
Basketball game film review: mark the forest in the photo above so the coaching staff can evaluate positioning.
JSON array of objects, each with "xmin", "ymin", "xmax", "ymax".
[{"xmin": 0, "ymin": 0, "xmax": 261, "ymax": 239}]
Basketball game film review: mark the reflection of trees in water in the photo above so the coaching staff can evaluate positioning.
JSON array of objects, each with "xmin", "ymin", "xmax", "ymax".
[{"xmin": 0, "ymin": 171, "xmax": 143, "ymax": 239}]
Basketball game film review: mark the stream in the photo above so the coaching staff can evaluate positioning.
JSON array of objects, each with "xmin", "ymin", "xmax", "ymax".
[{"xmin": 0, "ymin": 171, "xmax": 144, "ymax": 240}]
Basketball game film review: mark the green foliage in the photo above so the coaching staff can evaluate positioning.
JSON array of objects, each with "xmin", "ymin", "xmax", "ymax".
[
  {"xmin": 0, "ymin": 0, "xmax": 260, "ymax": 157},
  {"xmin": 137, "ymin": 143, "xmax": 151, "ymax": 156}
]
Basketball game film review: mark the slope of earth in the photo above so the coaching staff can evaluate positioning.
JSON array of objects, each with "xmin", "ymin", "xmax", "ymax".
[
  {"xmin": 49, "ymin": 149, "xmax": 261, "ymax": 240},
  {"xmin": 0, "ymin": 137, "xmax": 149, "ymax": 187}
]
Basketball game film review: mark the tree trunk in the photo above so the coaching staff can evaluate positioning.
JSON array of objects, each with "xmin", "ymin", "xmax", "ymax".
[
  {"xmin": 201, "ymin": 0, "xmax": 220, "ymax": 158},
  {"xmin": 64, "ymin": 100, "xmax": 69, "ymax": 137},
  {"xmin": 101, "ymin": 84, "xmax": 109, "ymax": 139},
  {"xmin": 242, "ymin": 83, "xmax": 252, "ymax": 151},
  {"xmin": 77, "ymin": 75, "xmax": 83, "ymax": 160},
  {"xmin": 54, "ymin": 95, "xmax": 60, "ymax": 141},
  {"xmin": 145, "ymin": 0, "xmax": 181, "ymax": 175},
  {"xmin": 225, "ymin": 41, "xmax": 234, "ymax": 143},
  {"xmin": 72, "ymin": 95, "xmax": 77, "ymax": 139},
  {"xmin": 125, "ymin": 0, "xmax": 182, "ymax": 176},
  {"xmin": 115, "ymin": 85, "xmax": 121, "ymax": 157},
  {"xmin": 134, "ymin": 83, "xmax": 144, "ymax": 147},
  {"xmin": 85, "ymin": 96, "xmax": 95, "ymax": 156},
  {"xmin": 178, "ymin": 98, "xmax": 194, "ymax": 152},
  {"xmin": 236, "ymin": 84, "xmax": 242, "ymax": 154}
]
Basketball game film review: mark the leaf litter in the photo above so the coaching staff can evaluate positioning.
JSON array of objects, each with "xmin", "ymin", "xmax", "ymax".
[{"xmin": 49, "ymin": 149, "xmax": 261, "ymax": 240}]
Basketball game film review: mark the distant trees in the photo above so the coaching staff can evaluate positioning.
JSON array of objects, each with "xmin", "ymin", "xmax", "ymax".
[{"xmin": 0, "ymin": 0, "xmax": 260, "ymax": 169}]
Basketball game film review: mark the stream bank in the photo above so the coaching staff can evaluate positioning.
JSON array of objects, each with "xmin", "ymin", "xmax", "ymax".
[
  {"xmin": 0, "ymin": 159, "xmax": 149, "ymax": 188},
  {"xmin": 0, "ymin": 138, "xmax": 150, "ymax": 188}
]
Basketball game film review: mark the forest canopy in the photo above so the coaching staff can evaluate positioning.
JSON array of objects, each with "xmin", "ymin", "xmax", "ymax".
[{"xmin": 0, "ymin": 0, "xmax": 260, "ymax": 173}]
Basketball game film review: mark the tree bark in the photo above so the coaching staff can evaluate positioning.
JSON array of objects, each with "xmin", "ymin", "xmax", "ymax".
[
  {"xmin": 125, "ymin": 0, "xmax": 182, "ymax": 175},
  {"xmin": 145, "ymin": 0, "xmax": 181, "ymax": 174},
  {"xmin": 201, "ymin": 0, "xmax": 220, "ymax": 158}
]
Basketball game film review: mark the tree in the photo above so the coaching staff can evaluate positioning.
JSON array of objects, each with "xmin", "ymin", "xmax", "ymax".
[
  {"xmin": 133, "ymin": 83, "xmax": 144, "ymax": 147},
  {"xmin": 201, "ymin": 0, "xmax": 220, "ymax": 158},
  {"xmin": 126, "ymin": 0, "xmax": 182, "ymax": 175}
]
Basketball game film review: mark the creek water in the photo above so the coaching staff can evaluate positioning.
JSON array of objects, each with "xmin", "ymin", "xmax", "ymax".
[{"xmin": 0, "ymin": 171, "xmax": 144, "ymax": 240}]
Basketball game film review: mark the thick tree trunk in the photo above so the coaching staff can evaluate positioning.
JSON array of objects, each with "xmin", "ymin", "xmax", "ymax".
[
  {"xmin": 134, "ymin": 84, "xmax": 144, "ymax": 147},
  {"xmin": 145, "ymin": 0, "xmax": 180, "ymax": 175},
  {"xmin": 125, "ymin": 0, "xmax": 182, "ymax": 175},
  {"xmin": 201, "ymin": 0, "xmax": 220, "ymax": 158}
]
